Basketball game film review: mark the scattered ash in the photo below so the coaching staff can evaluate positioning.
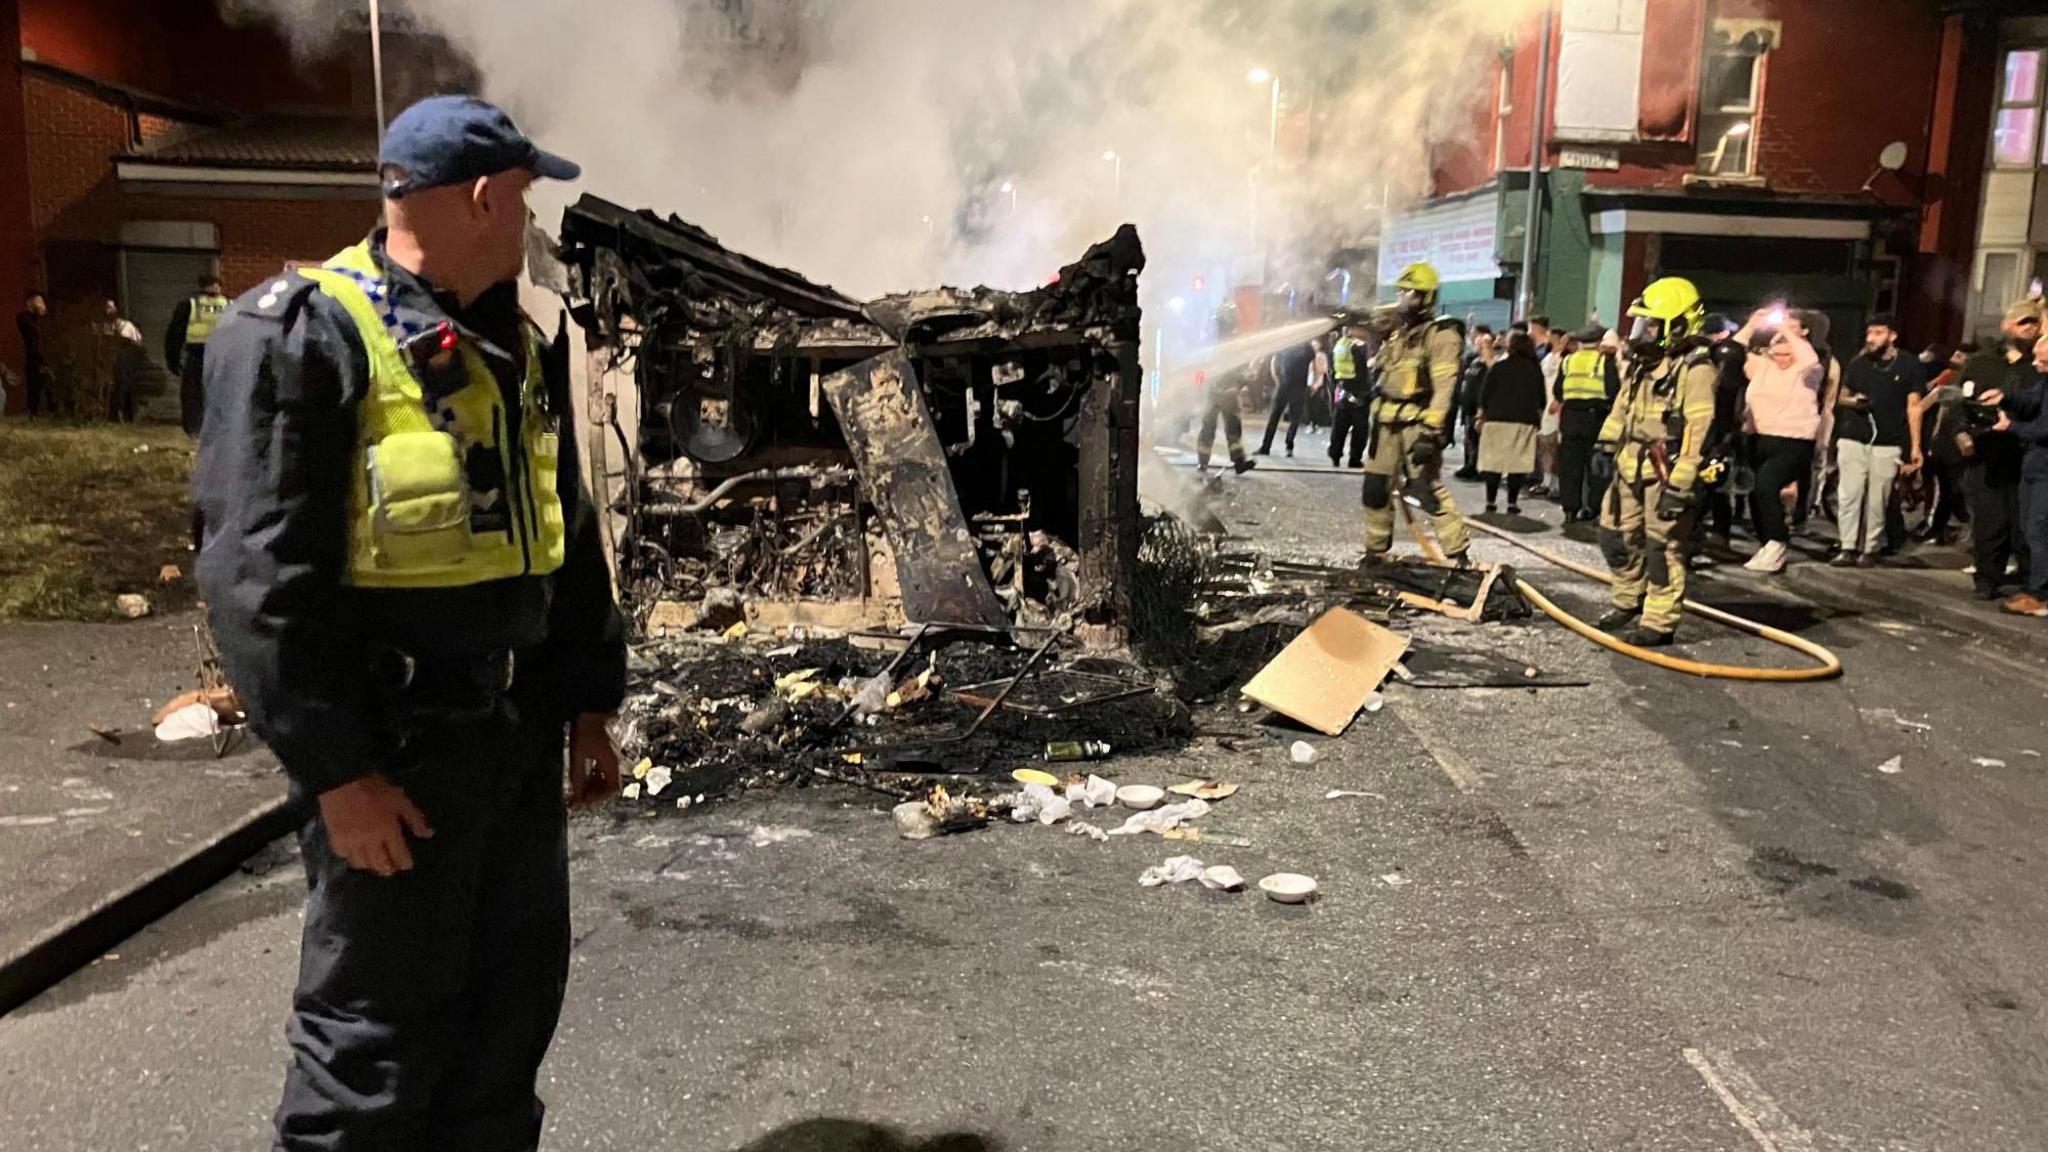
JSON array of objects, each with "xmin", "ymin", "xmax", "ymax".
[{"xmin": 612, "ymin": 636, "xmax": 1192, "ymax": 816}]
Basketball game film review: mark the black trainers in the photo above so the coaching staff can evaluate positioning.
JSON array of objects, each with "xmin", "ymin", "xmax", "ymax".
[
  {"xmin": 1234, "ymin": 458, "xmax": 1257, "ymax": 475},
  {"xmin": 1594, "ymin": 608, "xmax": 1637, "ymax": 633},
  {"xmin": 1506, "ymin": 504, "xmax": 1522, "ymax": 516},
  {"xmin": 1622, "ymin": 626, "xmax": 1676, "ymax": 648},
  {"xmin": 1828, "ymin": 551, "xmax": 1858, "ymax": 568}
]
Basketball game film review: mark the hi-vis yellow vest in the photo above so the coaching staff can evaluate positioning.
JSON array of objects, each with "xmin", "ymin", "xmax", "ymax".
[
  {"xmin": 299, "ymin": 242, "xmax": 566, "ymax": 589},
  {"xmin": 1332, "ymin": 337, "xmax": 1358, "ymax": 380},
  {"xmin": 1560, "ymin": 348, "xmax": 1609, "ymax": 403},
  {"xmin": 185, "ymin": 294, "xmax": 229, "ymax": 345}
]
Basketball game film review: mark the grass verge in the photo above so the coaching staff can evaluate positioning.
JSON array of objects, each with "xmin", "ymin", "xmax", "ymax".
[{"xmin": 0, "ymin": 422, "xmax": 195, "ymax": 621}]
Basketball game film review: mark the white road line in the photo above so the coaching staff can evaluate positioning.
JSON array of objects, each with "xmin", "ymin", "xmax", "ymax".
[
  {"xmin": 1394, "ymin": 703, "xmax": 1481, "ymax": 793},
  {"xmin": 1683, "ymin": 1046, "xmax": 1818, "ymax": 1152}
]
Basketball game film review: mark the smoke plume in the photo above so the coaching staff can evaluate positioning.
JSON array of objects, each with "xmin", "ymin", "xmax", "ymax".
[{"xmin": 222, "ymin": 0, "xmax": 1537, "ymax": 305}]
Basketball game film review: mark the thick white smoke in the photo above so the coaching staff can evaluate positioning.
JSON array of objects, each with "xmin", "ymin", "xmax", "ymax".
[{"xmin": 222, "ymin": 0, "xmax": 1538, "ymax": 305}]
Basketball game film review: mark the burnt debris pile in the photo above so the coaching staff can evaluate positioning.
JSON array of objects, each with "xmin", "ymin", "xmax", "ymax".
[{"xmin": 554, "ymin": 196, "xmax": 1147, "ymax": 641}]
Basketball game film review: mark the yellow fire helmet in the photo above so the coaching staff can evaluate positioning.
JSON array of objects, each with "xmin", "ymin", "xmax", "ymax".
[
  {"xmin": 1395, "ymin": 262, "xmax": 1441, "ymax": 297},
  {"xmin": 1625, "ymin": 276, "xmax": 1705, "ymax": 356}
]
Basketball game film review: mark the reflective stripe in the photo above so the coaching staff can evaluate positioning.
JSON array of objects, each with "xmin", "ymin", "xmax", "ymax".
[{"xmin": 184, "ymin": 294, "xmax": 229, "ymax": 345}]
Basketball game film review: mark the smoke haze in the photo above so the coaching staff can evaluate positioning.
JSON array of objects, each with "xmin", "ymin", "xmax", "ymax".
[{"xmin": 224, "ymin": 0, "xmax": 1539, "ymax": 306}]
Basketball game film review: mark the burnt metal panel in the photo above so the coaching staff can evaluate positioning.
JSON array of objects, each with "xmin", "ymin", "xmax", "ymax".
[{"xmin": 820, "ymin": 350, "xmax": 1009, "ymax": 627}]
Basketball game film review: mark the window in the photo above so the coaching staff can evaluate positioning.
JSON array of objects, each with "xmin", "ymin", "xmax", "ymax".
[
  {"xmin": 1696, "ymin": 33, "xmax": 1766, "ymax": 177},
  {"xmin": 1493, "ymin": 63, "xmax": 1513, "ymax": 173},
  {"xmin": 1991, "ymin": 49, "xmax": 2047, "ymax": 168}
]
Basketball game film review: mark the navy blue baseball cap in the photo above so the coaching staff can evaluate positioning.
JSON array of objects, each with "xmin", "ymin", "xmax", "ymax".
[{"xmin": 378, "ymin": 95, "xmax": 580, "ymax": 199}]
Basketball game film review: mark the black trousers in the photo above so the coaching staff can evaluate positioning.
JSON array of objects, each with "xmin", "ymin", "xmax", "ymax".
[
  {"xmin": 1967, "ymin": 466, "xmax": 2026, "ymax": 596},
  {"xmin": 275, "ymin": 708, "xmax": 571, "ymax": 1152},
  {"xmin": 1750, "ymin": 435, "xmax": 1814, "ymax": 545},
  {"xmin": 24, "ymin": 364, "xmax": 47, "ymax": 415},
  {"xmin": 1329, "ymin": 402, "xmax": 1367, "ymax": 466},
  {"xmin": 1555, "ymin": 405, "xmax": 1607, "ymax": 519},
  {"xmin": 1259, "ymin": 386, "xmax": 1308, "ymax": 454},
  {"xmin": 180, "ymin": 348, "xmax": 207, "ymax": 436},
  {"xmin": 2026, "ymin": 475, "xmax": 2048, "ymax": 597}
]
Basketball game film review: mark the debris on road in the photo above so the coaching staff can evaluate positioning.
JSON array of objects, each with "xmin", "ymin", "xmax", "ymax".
[
  {"xmin": 1045, "ymin": 740, "xmax": 1113, "ymax": 763},
  {"xmin": 1258, "ymin": 873, "xmax": 1318, "ymax": 904},
  {"xmin": 115, "ymin": 594, "xmax": 151, "ymax": 619},
  {"xmin": 1289, "ymin": 740, "xmax": 1319, "ymax": 765},
  {"xmin": 1862, "ymin": 707, "xmax": 1934, "ymax": 734},
  {"xmin": 1973, "ymin": 757, "xmax": 2008, "ymax": 769},
  {"xmin": 1325, "ymin": 789, "xmax": 1385, "ymax": 801},
  {"xmin": 1240, "ymin": 608, "xmax": 1409, "ymax": 735},
  {"xmin": 1114, "ymin": 784, "xmax": 1165, "ymax": 810},
  {"xmin": 1139, "ymin": 855, "xmax": 1206, "ymax": 887},
  {"xmin": 1380, "ymin": 871, "xmax": 1412, "ymax": 889},
  {"xmin": 1200, "ymin": 864, "xmax": 1246, "ymax": 891},
  {"xmin": 152, "ymin": 702, "xmax": 218, "ymax": 743},
  {"xmin": 1877, "ymin": 756, "xmax": 1904, "ymax": 775},
  {"xmin": 1109, "ymin": 797, "xmax": 1212, "ymax": 837},
  {"xmin": 1168, "ymin": 779, "xmax": 1238, "ymax": 801}
]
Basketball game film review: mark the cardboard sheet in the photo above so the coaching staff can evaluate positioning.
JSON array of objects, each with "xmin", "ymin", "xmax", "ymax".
[{"xmin": 1239, "ymin": 608, "xmax": 1410, "ymax": 735}]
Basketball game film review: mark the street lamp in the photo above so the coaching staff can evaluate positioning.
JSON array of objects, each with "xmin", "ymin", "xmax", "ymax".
[
  {"xmin": 1101, "ymin": 150, "xmax": 1122, "ymax": 198},
  {"xmin": 999, "ymin": 179, "xmax": 1018, "ymax": 214},
  {"xmin": 368, "ymin": 0, "xmax": 387, "ymax": 146}
]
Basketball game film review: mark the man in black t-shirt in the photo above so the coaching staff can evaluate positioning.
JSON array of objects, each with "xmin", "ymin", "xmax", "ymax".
[
  {"xmin": 1258, "ymin": 339, "xmax": 1317, "ymax": 456},
  {"xmin": 1830, "ymin": 314, "xmax": 1925, "ymax": 566}
]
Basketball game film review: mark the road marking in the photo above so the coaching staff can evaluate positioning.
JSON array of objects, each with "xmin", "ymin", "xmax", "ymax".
[
  {"xmin": 1683, "ymin": 1046, "xmax": 1817, "ymax": 1152},
  {"xmin": 1395, "ymin": 703, "xmax": 1481, "ymax": 793}
]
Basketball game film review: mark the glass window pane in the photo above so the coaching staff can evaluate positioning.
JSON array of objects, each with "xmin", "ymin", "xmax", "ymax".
[
  {"xmin": 1697, "ymin": 114, "xmax": 1753, "ymax": 175},
  {"xmin": 1996, "ymin": 108, "xmax": 2040, "ymax": 166},
  {"xmin": 2006, "ymin": 50, "xmax": 2044, "ymax": 106},
  {"xmin": 1702, "ymin": 51, "xmax": 1757, "ymax": 111},
  {"xmin": 1979, "ymin": 252, "xmax": 2022, "ymax": 336}
]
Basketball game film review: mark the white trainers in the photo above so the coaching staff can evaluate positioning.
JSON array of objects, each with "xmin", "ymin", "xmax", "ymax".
[{"xmin": 1743, "ymin": 540, "xmax": 1789, "ymax": 574}]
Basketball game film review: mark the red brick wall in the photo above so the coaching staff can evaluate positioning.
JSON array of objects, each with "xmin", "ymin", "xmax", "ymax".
[
  {"xmin": 0, "ymin": 0, "xmax": 32, "ymax": 401},
  {"xmin": 210, "ymin": 199, "xmax": 377, "ymax": 294},
  {"xmin": 25, "ymin": 73, "xmax": 129, "ymax": 234},
  {"xmin": 1439, "ymin": 0, "xmax": 1947, "ymax": 199}
]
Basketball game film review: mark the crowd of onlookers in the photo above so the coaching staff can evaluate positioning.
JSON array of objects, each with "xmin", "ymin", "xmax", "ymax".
[{"xmin": 1249, "ymin": 296, "xmax": 2048, "ymax": 621}]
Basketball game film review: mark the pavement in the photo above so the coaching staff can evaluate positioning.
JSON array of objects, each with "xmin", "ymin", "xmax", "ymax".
[
  {"xmin": 0, "ymin": 612, "xmax": 284, "ymax": 1013},
  {"xmin": 4, "ymin": 425, "xmax": 2048, "ymax": 1150}
]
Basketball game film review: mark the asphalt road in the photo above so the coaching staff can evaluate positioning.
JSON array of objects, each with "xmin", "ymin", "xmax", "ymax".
[{"xmin": 3, "ymin": 427, "xmax": 2045, "ymax": 1151}]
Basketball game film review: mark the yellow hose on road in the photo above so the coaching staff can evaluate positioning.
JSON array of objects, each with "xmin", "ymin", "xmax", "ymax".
[{"xmin": 1462, "ymin": 518, "xmax": 1843, "ymax": 683}]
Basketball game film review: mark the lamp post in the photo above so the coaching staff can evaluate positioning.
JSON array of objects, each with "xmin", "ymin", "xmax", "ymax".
[
  {"xmin": 1102, "ymin": 150, "xmax": 1122, "ymax": 200},
  {"xmin": 1000, "ymin": 180, "xmax": 1018, "ymax": 214},
  {"xmin": 368, "ymin": 0, "xmax": 387, "ymax": 148}
]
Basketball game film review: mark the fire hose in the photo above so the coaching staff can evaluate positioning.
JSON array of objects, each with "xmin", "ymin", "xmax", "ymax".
[
  {"xmin": 1388, "ymin": 471, "xmax": 1839, "ymax": 681},
  {"xmin": 1460, "ymin": 517, "xmax": 1842, "ymax": 682}
]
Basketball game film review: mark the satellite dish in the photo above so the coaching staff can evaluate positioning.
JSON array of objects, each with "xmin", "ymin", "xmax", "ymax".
[{"xmin": 1878, "ymin": 141, "xmax": 1909, "ymax": 171}]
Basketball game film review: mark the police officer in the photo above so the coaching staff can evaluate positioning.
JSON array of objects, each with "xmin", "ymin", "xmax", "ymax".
[
  {"xmin": 1595, "ymin": 277, "xmax": 1718, "ymax": 647},
  {"xmin": 1554, "ymin": 325, "xmax": 1620, "ymax": 521},
  {"xmin": 165, "ymin": 273, "xmax": 230, "ymax": 435},
  {"xmin": 1361, "ymin": 262, "xmax": 1470, "ymax": 563},
  {"xmin": 1327, "ymin": 322, "xmax": 1370, "ymax": 468},
  {"xmin": 196, "ymin": 96, "xmax": 626, "ymax": 1150}
]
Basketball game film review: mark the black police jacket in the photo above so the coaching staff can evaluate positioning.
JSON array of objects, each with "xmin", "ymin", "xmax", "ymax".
[{"xmin": 195, "ymin": 231, "xmax": 627, "ymax": 798}]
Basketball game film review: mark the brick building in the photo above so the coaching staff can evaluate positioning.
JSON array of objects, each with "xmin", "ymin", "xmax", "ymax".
[
  {"xmin": 1380, "ymin": 0, "xmax": 2048, "ymax": 350},
  {"xmin": 1, "ymin": 0, "xmax": 469, "ymax": 412}
]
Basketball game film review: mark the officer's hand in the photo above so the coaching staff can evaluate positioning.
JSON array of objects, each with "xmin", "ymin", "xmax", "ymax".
[
  {"xmin": 318, "ymin": 774, "xmax": 434, "ymax": 878},
  {"xmin": 568, "ymin": 712, "xmax": 622, "ymax": 809}
]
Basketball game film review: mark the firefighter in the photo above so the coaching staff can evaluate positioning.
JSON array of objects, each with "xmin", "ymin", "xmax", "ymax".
[
  {"xmin": 1194, "ymin": 308, "xmax": 1255, "ymax": 474},
  {"xmin": 196, "ymin": 96, "xmax": 625, "ymax": 1149},
  {"xmin": 164, "ymin": 274, "xmax": 231, "ymax": 436},
  {"xmin": 1361, "ymin": 262, "xmax": 1469, "ymax": 563},
  {"xmin": 1554, "ymin": 325, "xmax": 1621, "ymax": 521},
  {"xmin": 1595, "ymin": 277, "xmax": 1719, "ymax": 647}
]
